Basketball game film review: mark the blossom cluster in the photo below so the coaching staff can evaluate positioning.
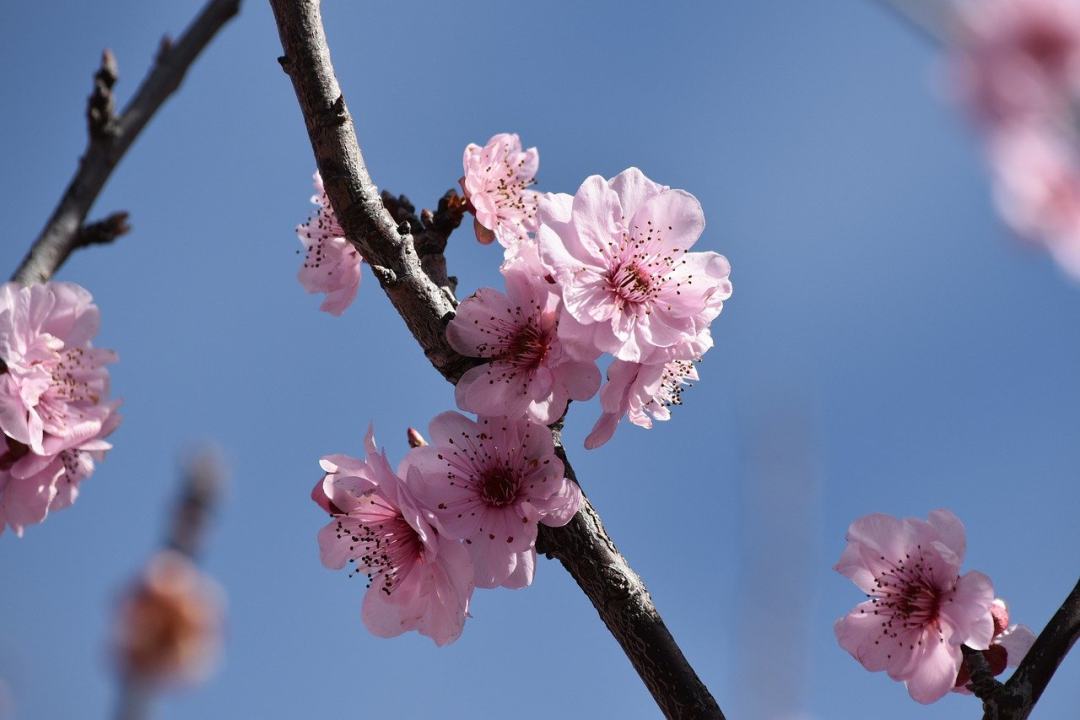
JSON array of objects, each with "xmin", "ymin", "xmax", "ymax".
[
  {"xmin": 0, "ymin": 281, "xmax": 120, "ymax": 536},
  {"xmin": 452, "ymin": 134, "xmax": 733, "ymax": 446},
  {"xmin": 310, "ymin": 134, "xmax": 732, "ymax": 644},
  {"xmin": 312, "ymin": 418, "xmax": 580, "ymax": 645},
  {"xmin": 834, "ymin": 509, "xmax": 1034, "ymax": 704},
  {"xmin": 952, "ymin": 0, "xmax": 1080, "ymax": 276}
]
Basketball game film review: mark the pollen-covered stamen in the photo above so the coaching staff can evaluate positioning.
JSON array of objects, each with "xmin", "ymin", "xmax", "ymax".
[
  {"xmin": 655, "ymin": 360, "xmax": 697, "ymax": 408},
  {"xmin": 859, "ymin": 545, "xmax": 953, "ymax": 650},
  {"xmin": 604, "ymin": 222, "xmax": 689, "ymax": 311},
  {"xmin": 478, "ymin": 466, "xmax": 520, "ymax": 507},
  {"xmin": 335, "ymin": 495, "xmax": 424, "ymax": 597}
]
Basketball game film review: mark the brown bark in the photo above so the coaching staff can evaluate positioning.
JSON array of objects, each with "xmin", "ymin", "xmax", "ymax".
[{"xmin": 12, "ymin": 0, "xmax": 242, "ymax": 286}]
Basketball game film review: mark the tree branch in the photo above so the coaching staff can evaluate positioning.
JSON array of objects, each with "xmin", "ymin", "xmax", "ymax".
[
  {"xmin": 12, "ymin": 0, "xmax": 242, "ymax": 286},
  {"xmin": 981, "ymin": 577, "xmax": 1080, "ymax": 720},
  {"xmin": 269, "ymin": 1, "xmax": 723, "ymax": 717}
]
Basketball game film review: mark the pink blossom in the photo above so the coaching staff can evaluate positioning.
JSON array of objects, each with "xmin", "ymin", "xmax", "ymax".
[
  {"xmin": 834, "ymin": 510, "xmax": 996, "ymax": 704},
  {"xmin": 405, "ymin": 412, "xmax": 581, "ymax": 590},
  {"xmin": 447, "ymin": 268, "xmax": 600, "ymax": 425},
  {"xmin": 296, "ymin": 171, "xmax": 362, "ymax": 316},
  {"xmin": 0, "ymin": 282, "xmax": 119, "ymax": 536},
  {"xmin": 989, "ymin": 124, "xmax": 1080, "ymax": 277},
  {"xmin": 953, "ymin": 0, "xmax": 1080, "ymax": 125},
  {"xmin": 537, "ymin": 168, "xmax": 732, "ymax": 364},
  {"xmin": 953, "ymin": 598, "xmax": 1037, "ymax": 692},
  {"xmin": 313, "ymin": 428, "xmax": 474, "ymax": 646},
  {"xmin": 461, "ymin": 133, "xmax": 539, "ymax": 247},
  {"xmin": 585, "ymin": 358, "xmax": 699, "ymax": 449}
]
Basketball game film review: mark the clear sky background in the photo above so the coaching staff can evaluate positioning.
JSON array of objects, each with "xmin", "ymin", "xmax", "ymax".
[{"xmin": 1, "ymin": 1, "xmax": 1078, "ymax": 719}]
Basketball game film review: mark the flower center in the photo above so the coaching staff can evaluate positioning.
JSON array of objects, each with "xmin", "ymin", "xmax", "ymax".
[
  {"xmin": 863, "ymin": 546, "xmax": 951, "ymax": 643},
  {"xmin": 479, "ymin": 467, "xmax": 519, "ymax": 507},
  {"xmin": 610, "ymin": 261, "xmax": 656, "ymax": 304},
  {"xmin": 505, "ymin": 322, "xmax": 550, "ymax": 369}
]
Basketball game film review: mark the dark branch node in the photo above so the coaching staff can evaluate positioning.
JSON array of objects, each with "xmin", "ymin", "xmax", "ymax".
[
  {"xmin": 77, "ymin": 211, "xmax": 132, "ymax": 248},
  {"xmin": 87, "ymin": 49, "xmax": 119, "ymax": 139}
]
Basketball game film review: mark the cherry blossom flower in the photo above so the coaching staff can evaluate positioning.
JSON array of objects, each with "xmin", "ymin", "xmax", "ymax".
[
  {"xmin": 585, "ymin": 358, "xmax": 699, "ymax": 449},
  {"xmin": 313, "ymin": 428, "xmax": 474, "ymax": 646},
  {"xmin": 953, "ymin": 0, "xmax": 1080, "ymax": 126},
  {"xmin": 0, "ymin": 409, "xmax": 119, "ymax": 536},
  {"xmin": 0, "ymin": 281, "xmax": 119, "ymax": 536},
  {"xmin": 834, "ymin": 509, "xmax": 996, "ymax": 704},
  {"xmin": 989, "ymin": 124, "xmax": 1080, "ymax": 277},
  {"xmin": 405, "ymin": 412, "xmax": 581, "ymax": 590},
  {"xmin": 113, "ymin": 550, "xmax": 223, "ymax": 687},
  {"xmin": 447, "ymin": 268, "xmax": 600, "ymax": 425},
  {"xmin": 537, "ymin": 168, "xmax": 732, "ymax": 364},
  {"xmin": 461, "ymin": 133, "xmax": 539, "ymax": 247},
  {"xmin": 296, "ymin": 171, "xmax": 362, "ymax": 316},
  {"xmin": 953, "ymin": 598, "xmax": 1037, "ymax": 693}
]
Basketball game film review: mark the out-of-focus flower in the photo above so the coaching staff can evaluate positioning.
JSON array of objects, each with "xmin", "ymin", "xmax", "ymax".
[
  {"xmin": 313, "ymin": 427, "xmax": 474, "ymax": 646},
  {"xmin": 0, "ymin": 282, "xmax": 119, "ymax": 537},
  {"xmin": 447, "ymin": 268, "xmax": 600, "ymax": 425},
  {"xmin": 953, "ymin": 598, "xmax": 1038, "ymax": 692},
  {"xmin": 833, "ymin": 510, "xmax": 995, "ymax": 704},
  {"xmin": 953, "ymin": 0, "xmax": 1080, "ymax": 126},
  {"xmin": 113, "ymin": 550, "xmax": 223, "ymax": 687},
  {"xmin": 585, "ymin": 358, "xmax": 699, "ymax": 449},
  {"xmin": 989, "ymin": 124, "xmax": 1080, "ymax": 277},
  {"xmin": 537, "ymin": 168, "xmax": 732, "ymax": 364},
  {"xmin": 296, "ymin": 171, "xmax": 362, "ymax": 316},
  {"xmin": 461, "ymin": 133, "xmax": 539, "ymax": 248},
  {"xmin": 406, "ymin": 412, "xmax": 581, "ymax": 590}
]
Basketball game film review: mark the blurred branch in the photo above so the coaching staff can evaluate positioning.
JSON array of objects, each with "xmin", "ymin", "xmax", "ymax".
[
  {"xmin": 872, "ymin": 0, "xmax": 952, "ymax": 47},
  {"xmin": 113, "ymin": 450, "xmax": 225, "ymax": 720},
  {"xmin": 980, "ymin": 577, "xmax": 1080, "ymax": 720},
  {"xmin": 269, "ymin": 1, "xmax": 723, "ymax": 717},
  {"xmin": 11, "ymin": 0, "xmax": 241, "ymax": 286}
]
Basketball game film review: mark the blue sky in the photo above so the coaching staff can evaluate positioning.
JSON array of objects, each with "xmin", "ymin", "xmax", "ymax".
[{"xmin": 1, "ymin": 1, "xmax": 1078, "ymax": 718}]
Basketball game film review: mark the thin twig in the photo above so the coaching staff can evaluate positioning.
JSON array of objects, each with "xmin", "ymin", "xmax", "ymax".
[
  {"xmin": 981, "ymin": 577, "xmax": 1080, "ymax": 720},
  {"xmin": 872, "ymin": 0, "xmax": 952, "ymax": 47},
  {"xmin": 12, "ymin": 0, "xmax": 242, "ymax": 286},
  {"xmin": 268, "ymin": 1, "xmax": 724, "ymax": 717}
]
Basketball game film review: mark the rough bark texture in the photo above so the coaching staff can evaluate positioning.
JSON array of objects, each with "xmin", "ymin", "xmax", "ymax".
[
  {"xmin": 980, "ymin": 577, "xmax": 1080, "ymax": 720},
  {"xmin": 269, "ymin": 1, "xmax": 723, "ymax": 717},
  {"xmin": 12, "ymin": 0, "xmax": 241, "ymax": 286}
]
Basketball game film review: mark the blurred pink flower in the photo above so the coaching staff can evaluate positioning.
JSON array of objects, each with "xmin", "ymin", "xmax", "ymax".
[
  {"xmin": 447, "ymin": 268, "xmax": 600, "ymax": 425},
  {"xmin": 953, "ymin": 598, "xmax": 1037, "ymax": 692},
  {"xmin": 989, "ymin": 124, "xmax": 1080, "ymax": 276},
  {"xmin": 953, "ymin": 0, "xmax": 1080, "ymax": 125},
  {"xmin": 406, "ymin": 412, "xmax": 581, "ymax": 590},
  {"xmin": 834, "ymin": 510, "xmax": 996, "ymax": 704},
  {"xmin": 461, "ymin": 133, "xmax": 539, "ymax": 247},
  {"xmin": 297, "ymin": 171, "xmax": 362, "ymax": 316},
  {"xmin": 537, "ymin": 168, "xmax": 732, "ymax": 364},
  {"xmin": 313, "ymin": 427, "xmax": 473, "ymax": 646},
  {"xmin": 585, "ymin": 358, "xmax": 699, "ymax": 449},
  {"xmin": 0, "ymin": 282, "xmax": 119, "ymax": 536}
]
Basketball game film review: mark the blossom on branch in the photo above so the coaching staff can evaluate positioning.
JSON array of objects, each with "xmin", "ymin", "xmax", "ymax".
[
  {"xmin": 0, "ymin": 281, "xmax": 120, "ymax": 537},
  {"xmin": 585, "ymin": 358, "xmax": 699, "ymax": 449},
  {"xmin": 953, "ymin": 597, "xmax": 1037, "ymax": 692},
  {"xmin": 537, "ymin": 168, "xmax": 732, "ymax": 364},
  {"xmin": 461, "ymin": 133, "xmax": 539, "ymax": 247},
  {"xmin": 296, "ymin": 171, "xmax": 362, "ymax": 316},
  {"xmin": 406, "ymin": 412, "xmax": 581, "ymax": 590},
  {"xmin": 313, "ymin": 428, "xmax": 474, "ymax": 646},
  {"xmin": 447, "ymin": 267, "xmax": 600, "ymax": 425},
  {"xmin": 953, "ymin": 0, "xmax": 1080, "ymax": 126},
  {"xmin": 833, "ymin": 509, "xmax": 996, "ymax": 704}
]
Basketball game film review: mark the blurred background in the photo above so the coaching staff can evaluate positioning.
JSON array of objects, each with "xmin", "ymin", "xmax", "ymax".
[{"xmin": 1, "ymin": 1, "xmax": 1078, "ymax": 718}]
